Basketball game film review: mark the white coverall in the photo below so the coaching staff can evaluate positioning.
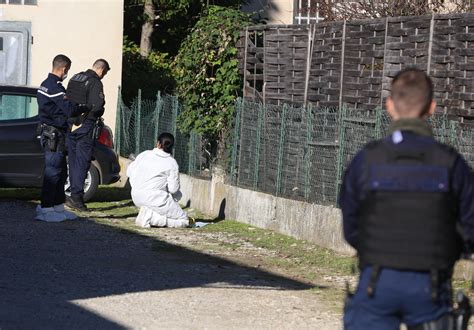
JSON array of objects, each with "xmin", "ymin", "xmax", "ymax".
[{"xmin": 126, "ymin": 148, "xmax": 189, "ymax": 228}]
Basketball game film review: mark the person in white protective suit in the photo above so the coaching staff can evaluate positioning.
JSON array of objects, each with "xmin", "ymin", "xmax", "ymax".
[{"xmin": 126, "ymin": 132, "xmax": 189, "ymax": 228}]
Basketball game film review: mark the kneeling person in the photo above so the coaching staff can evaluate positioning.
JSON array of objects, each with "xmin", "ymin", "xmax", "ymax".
[{"xmin": 127, "ymin": 133, "xmax": 189, "ymax": 228}]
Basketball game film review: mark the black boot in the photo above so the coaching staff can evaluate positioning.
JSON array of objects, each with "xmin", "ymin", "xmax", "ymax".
[{"xmin": 66, "ymin": 194, "xmax": 88, "ymax": 211}]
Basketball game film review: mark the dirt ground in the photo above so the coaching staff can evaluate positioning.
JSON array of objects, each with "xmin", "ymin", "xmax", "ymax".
[{"xmin": 0, "ymin": 199, "xmax": 344, "ymax": 329}]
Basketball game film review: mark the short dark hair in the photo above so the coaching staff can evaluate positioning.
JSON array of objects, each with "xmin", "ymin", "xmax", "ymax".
[
  {"xmin": 93, "ymin": 58, "xmax": 110, "ymax": 71},
  {"xmin": 391, "ymin": 67, "xmax": 434, "ymax": 117},
  {"xmin": 158, "ymin": 132, "xmax": 174, "ymax": 153},
  {"xmin": 52, "ymin": 54, "xmax": 71, "ymax": 70}
]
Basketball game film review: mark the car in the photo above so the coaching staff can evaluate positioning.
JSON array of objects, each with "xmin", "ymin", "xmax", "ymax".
[{"xmin": 0, "ymin": 85, "xmax": 120, "ymax": 201}]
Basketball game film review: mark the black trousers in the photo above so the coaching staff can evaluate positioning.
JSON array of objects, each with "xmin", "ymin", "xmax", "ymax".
[
  {"xmin": 41, "ymin": 148, "xmax": 67, "ymax": 208},
  {"xmin": 67, "ymin": 130, "xmax": 93, "ymax": 196}
]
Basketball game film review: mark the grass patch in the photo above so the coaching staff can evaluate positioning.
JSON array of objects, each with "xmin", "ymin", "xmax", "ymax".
[
  {"xmin": 453, "ymin": 279, "xmax": 473, "ymax": 292},
  {"xmin": 202, "ymin": 220, "xmax": 356, "ymax": 276},
  {"xmin": 87, "ymin": 201, "xmax": 138, "ymax": 218}
]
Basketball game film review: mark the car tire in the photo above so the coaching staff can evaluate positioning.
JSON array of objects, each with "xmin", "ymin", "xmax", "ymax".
[
  {"xmin": 65, "ymin": 164, "xmax": 100, "ymax": 202},
  {"xmin": 83, "ymin": 165, "xmax": 99, "ymax": 202}
]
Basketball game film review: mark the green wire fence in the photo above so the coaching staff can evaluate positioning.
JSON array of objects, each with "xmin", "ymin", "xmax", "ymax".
[
  {"xmin": 116, "ymin": 90, "xmax": 474, "ymax": 206},
  {"xmin": 115, "ymin": 89, "xmax": 208, "ymax": 177}
]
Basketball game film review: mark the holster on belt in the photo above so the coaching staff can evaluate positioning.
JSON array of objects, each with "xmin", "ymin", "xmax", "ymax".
[{"xmin": 40, "ymin": 124, "xmax": 65, "ymax": 152}]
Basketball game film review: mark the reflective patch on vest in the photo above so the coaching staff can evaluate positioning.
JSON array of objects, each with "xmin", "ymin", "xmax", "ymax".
[
  {"xmin": 392, "ymin": 130, "xmax": 403, "ymax": 144},
  {"xmin": 370, "ymin": 164, "xmax": 449, "ymax": 192}
]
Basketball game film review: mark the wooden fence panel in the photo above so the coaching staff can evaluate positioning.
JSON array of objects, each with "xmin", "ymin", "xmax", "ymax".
[
  {"xmin": 239, "ymin": 13, "xmax": 474, "ymax": 119},
  {"xmin": 343, "ymin": 19, "xmax": 386, "ymax": 110}
]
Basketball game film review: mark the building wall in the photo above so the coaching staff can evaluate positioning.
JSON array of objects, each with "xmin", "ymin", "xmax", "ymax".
[
  {"xmin": 0, "ymin": 0, "xmax": 124, "ymax": 132},
  {"xmin": 242, "ymin": 0, "xmax": 294, "ymax": 24}
]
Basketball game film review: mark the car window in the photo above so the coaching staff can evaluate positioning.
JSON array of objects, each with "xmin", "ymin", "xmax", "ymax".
[{"xmin": 0, "ymin": 94, "xmax": 38, "ymax": 120}]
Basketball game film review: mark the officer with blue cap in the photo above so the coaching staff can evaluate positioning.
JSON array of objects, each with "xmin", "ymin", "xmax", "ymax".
[{"xmin": 36, "ymin": 54, "xmax": 90, "ymax": 222}]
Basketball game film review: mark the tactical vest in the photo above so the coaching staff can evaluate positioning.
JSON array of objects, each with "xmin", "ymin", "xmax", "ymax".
[
  {"xmin": 358, "ymin": 139, "xmax": 462, "ymax": 272},
  {"xmin": 66, "ymin": 72, "xmax": 91, "ymax": 104}
]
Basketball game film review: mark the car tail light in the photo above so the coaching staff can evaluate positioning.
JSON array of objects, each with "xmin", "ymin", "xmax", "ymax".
[{"xmin": 98, "ymin": 126, "xmax": 114, "ymax": 148}]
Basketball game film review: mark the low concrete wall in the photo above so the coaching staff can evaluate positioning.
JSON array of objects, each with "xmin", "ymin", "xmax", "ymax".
[
  {"xmin": 180, "ymin": 174, "xmax": 354, "ymax": 256},
  {"xmin": 179, "ymin": 173, "xmax": 474, "ymax": 280}
]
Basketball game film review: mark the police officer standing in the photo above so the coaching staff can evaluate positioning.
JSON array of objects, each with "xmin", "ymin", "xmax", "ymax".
[
  {"xmin": 36, "ymin": 54, "xmax": 89, "ymax": 222},
  {"xmin": 65, "ymin": 59, "xmax": 110, "ymax": 211},
  {"xmin": 340, "ymin": 68, "xmax": 474, "ymax": 329}
]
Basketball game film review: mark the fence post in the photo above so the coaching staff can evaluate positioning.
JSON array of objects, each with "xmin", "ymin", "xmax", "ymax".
[
  {"xmin": 253, "ymin": 102, "xmax": 264, "ymax": 189},
  {"xmin": 374, "ymin": 106, "xmax": 382, "ymax": 139},
  {"xmin": 242, "ymin": 27, "xmax": 249, "ymax": 98},
  {"xmin": 304, "ymin": 104, "xmax": 313, "ymax": 201},
  {"xmin": 170, "ymin": 96, "xmax": 179, "ymax": 157},
  {"xmin": 338, "ymin": 20, "xmax": 347, "ymax": 110},
  {"xmin": 335, "ymin": 105, "xmax": 347, "ymax": 204},
  {"xmin": 237, "ymin": 98, "xmax": 246, "ymax": 186},
  {"xmin": 115, "ymin": 86, "xmax": 122, "ymax": 156},
  {"xmin": 188, "ymin": 131, "xmax": 197, "ymax": 175},
  {"xmin": 427, "ymin": 13, "xmax": 435, "ymax": 75},
  {"xmin": 380, "ymin": 17, "xmax": 389, "ymax": 109},
  {"xmin": 135, "ymin": 89, "xmax": 142, "ymax": 155},
  {"xmin": 275, "ymin": 104, "xmax": 288, "ymax": 196},
  {"xmin": 440, "ymin": 112, "xmax": 447, "ymax": 144},
  {"xmin": 230, "ymin": 98, "xmax": 243, "ymax": 185},
  {"xmin": 153, "ymin": 91, "xmax": 162, "ymax": 143},
  {"xmin": 449, "ymin": 120, "xmax": 457, "ymax": 147},
  {"xmin": 304, "ymin": 24, "xmax": 315, "ymax": 107},
  {"xmin": 171, "ymin": 96, "xmax": 178, "ymax": 138}
]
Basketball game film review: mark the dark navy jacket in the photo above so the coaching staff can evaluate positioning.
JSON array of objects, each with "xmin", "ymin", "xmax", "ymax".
[
  {"xmin": 339, "ymin": 129, "xmax": 474, "ymax": 251},
  {"xmin": 37, "ymin": 73, "xmax": 83, "ymax": 130}
]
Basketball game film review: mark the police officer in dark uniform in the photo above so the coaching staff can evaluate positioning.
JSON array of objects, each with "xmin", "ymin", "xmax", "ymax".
[
  {"xmin": 340, "ymin": 68, "xmax": 474, "ymax": 329},
  {"xmin": 65, "ymin": 59, "xmax": 110, "ymax": 211},
  {"xmin": 36, "ymin": 54, "xmax": 90, "ymax": 222}
]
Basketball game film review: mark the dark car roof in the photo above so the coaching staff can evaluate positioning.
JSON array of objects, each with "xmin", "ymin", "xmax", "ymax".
[{"xmin": 0, "ymin": 85, "xmax": 38, "ymax": 96}]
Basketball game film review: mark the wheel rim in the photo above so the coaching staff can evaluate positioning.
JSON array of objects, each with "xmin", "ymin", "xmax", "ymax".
[{"xmin": 65, "ymin": 168, "xmax": 92, "ymax": 196}]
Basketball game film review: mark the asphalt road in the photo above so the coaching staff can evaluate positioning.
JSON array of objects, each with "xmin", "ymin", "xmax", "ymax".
[{"xmin": 0, "ymin": 200, "xmax": 341, "ymax": 329}]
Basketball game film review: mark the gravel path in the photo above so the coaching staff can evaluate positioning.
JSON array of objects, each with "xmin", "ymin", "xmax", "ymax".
[{"xmin": 0, "ymin": 200, "xmax": 341, "ymax": 329}]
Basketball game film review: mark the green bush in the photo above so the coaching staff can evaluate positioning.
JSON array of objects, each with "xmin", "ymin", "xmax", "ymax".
[
  {"xmin": 122, "ymin": 38, "xmax": 175, "ymax": 104},
  {"xmin": 174, "ymin": 6, "xmax": 251, "ymax": 139}
]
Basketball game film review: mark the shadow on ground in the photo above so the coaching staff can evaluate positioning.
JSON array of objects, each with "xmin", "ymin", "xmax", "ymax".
[
  {"xmin": 91, "ymin": 185, "xmax": 132, "ymax": 203},
  {"xmin": 0, "ymin": 199, "xmax": 316, "ymax": 329}
]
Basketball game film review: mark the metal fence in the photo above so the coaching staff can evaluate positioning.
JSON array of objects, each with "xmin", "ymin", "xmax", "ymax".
[
  {"xmin": 115, "ymin": 89, "xmax": 209, "ymax": 177},
  {"xmin": 115, "ymin": 91, "xmax": 474, "ymax": 206},
  {"xmin": 230, "ymin": 98, "xmax": 474, "ymax": 205}
]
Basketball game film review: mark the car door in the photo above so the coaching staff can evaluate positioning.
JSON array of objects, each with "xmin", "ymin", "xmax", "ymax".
[{"xmin": 0, "ymin": 91, "xmax": 44, "ymax": 187}]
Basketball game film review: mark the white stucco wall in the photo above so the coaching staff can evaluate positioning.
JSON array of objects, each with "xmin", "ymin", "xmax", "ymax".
[
  {"xmin": 0, "ymin": 0, "xmax": 123, "ymax": 132},
  {"xmin": 243, "ymin": 0, "xmax": 294, "ymax": 24}
]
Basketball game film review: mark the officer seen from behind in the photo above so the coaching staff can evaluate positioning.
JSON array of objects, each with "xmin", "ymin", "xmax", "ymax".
[
  {"xmin": 36, "ymin": 54, "xmax": 90, "ymax": 222},
  {"xmin": 340, "ymin": 68, "xmax": 474, "ymax": 329},
  {"xmin": 66, "ymin": 59, "xmax": 110, "ymax": 211}
]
